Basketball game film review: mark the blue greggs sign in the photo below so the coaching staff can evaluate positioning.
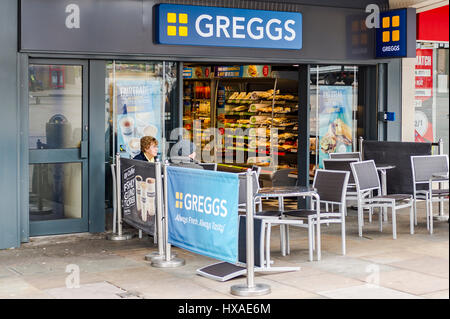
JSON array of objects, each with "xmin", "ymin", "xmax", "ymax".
[
  {"xmin": 376, "ymin": 8, "xmax": 416, "ymax": 58},
  {"xmin": 155, "ymin": 4, "xmax": 302, "ymax": 50}
]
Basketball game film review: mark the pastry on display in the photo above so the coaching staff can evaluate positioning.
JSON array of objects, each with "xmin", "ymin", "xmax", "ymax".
[
  {"xmin": 331, "ymin": 118, "xmax": 352, "ymax": 145},
  {"xmin": 231, "ymin": 105, "xmax": 248, "ymax": 112},
  {"xmin": 320, "ymin": 131, "xmax": 337, "ymax": 153}
]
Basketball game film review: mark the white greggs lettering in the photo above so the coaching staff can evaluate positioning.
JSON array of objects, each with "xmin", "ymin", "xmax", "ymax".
[
  {"xmin": 195, "ymin": 15, "xmax": 296, "ymax": 41},
  {"xmin": 183, "ymin": 193, "xmax": 228, "ymax": 217}
]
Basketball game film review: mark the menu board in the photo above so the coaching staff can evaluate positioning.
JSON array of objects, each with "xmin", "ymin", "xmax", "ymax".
[{"xmin": 116, "ymin": 78, "xmax": 162, "ymax": 158}]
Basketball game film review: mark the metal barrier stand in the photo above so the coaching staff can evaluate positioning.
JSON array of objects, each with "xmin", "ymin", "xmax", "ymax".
[
  {"xmin": 231, "ymin": 170, "xmax": 271, "ymax": 296},
  {"xmin": 106, "ymin": 154, "xmax": 133, "ymax": 241},
  {"xmin": 151, "ymin": 163, "xmax": 185, "ymax": 268}
]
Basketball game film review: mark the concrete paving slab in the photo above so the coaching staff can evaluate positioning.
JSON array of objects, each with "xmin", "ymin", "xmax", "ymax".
[
  {"xmin": 44, "ymin": 281, "xmax": 133, "ymax": 299},
  {"xmin": 318, "ymin": 284, "xmax": 423, "ymax": 299},
  {"xmin": 420, "ymin": 289, "xmax": 449, "ymax": 299},
  {"xmin": 376, "ymin": 270, "xmax": 449, "ymax": 296},
  {"xmin": 0, "ymin": 277, "xmax": 44, "ymax": 298},
  {"xmin": 388, "ymin": 256, "xmax": 449, "ymax": 279}
]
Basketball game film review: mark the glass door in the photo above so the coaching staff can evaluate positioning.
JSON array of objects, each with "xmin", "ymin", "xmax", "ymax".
[{"xmin": 28, "ymin": 60, "xmax": 89, "ymax": 236}]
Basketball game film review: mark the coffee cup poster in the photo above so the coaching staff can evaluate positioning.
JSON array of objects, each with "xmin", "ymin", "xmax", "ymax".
[
  {"xmin": 116, "ymin": 78, "xmax": 162, "ymax": 158},
  {"xmin": 120, "ymin": 158, "xmax": 157, "ymax": 235},
  {"xmin": 318, "ymin": 86, "xmax": 353, "ymax": 168}
]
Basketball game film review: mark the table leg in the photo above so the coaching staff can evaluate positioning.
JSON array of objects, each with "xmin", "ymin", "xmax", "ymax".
[
  {"xmin": 429, "ymin": 180, "xmax": 434, "ymax": 234},
  {"xmin": 381, "ymin": 170, "xmax": 388, "ymax": 222},
  {"xmin": 278, "ymin": 196, "xmax": 286, "ymax": 256}
]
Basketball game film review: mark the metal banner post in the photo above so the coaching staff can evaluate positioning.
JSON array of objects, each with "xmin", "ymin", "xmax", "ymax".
[
  {"xmin": 107, "ymin": 153, "xmax": 134, "ymax": 241},
  {"xmin": 151, "ymin": 162, "xmax": 185, "ymax": 268},
  {"xmin": 145, "ymin": 160, "xmax": 177, "ymax": 261},
  {"xmin": 231, "ymin": 170, "xmax": 271, "ymax": 296}
]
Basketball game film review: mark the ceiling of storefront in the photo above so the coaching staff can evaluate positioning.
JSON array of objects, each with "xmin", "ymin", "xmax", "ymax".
[{"xmin": 389, "ymin": 0, "xmax": 449, "ymax": 11}]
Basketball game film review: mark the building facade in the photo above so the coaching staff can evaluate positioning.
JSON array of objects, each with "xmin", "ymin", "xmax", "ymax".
[{"xmin": 1, "ymin": 0, "xmax": 431, "ymax": 249}]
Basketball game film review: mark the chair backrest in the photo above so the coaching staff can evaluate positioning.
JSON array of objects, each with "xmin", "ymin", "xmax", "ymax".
[
  {"xmin": 329, "ymin": 152, "xmax": 362, "ymax": 161},
  {"xmin": 350, "ymin": 160, "xmax": 380, "ymax": 192},
  {"xmin": 272, "ymin": 168, "xmax": 297, "ymax": 186},
  {"xmin": 238, "ymin": 171, "xmax": 260, "ymax": 205},
  {"xmin": 323, "ymin": 158, "xmax": 359, "ymax": 185},
  {"xmin": 251, "ymin": 165, "xmax": 262, "ymax": 177},
  {"xmin": 411, "ymin": 154, "xmax": 449, "ymax": 184},
  {"xmin": 312, "ymin": 169, "xmax": 350, "ymax": 205},
  {"xmin": 199, "ymin": 162, "xmax": 217, "ymax": 171}
]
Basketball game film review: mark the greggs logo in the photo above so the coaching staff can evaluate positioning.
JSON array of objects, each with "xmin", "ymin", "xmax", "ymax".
[
  {"xmin": 376, "ymin": 8, "xmax": 409, "ymax": 58},
  {"xmin": 381, "ymin": 15, "xmax": 400, "ymax": 43},
  {"xmin": 174, "ymin": 191, "xmax": 228, "ymax": 218},
  {"xmin": 156, "ymin": 4, "xmax": 302, "ymax": 50},
  {"xmin": 167, "ymin": 12, "xmax": 188, "ymax": 37}
]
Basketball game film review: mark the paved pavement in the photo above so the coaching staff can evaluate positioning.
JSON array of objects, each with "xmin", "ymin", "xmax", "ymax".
[{"xmin": 0, "ymin": 201, "xmax": 448, "ymax": 300}]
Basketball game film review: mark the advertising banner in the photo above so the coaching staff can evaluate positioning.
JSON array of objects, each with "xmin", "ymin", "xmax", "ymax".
[
  {"xmin": 415, "ymin": 49, "xmax": 433, "ymax": 103},
  {"xmin": 116, "ymin": 78, "xmax": 162, "ymax": 158},
  {"xmin": 120, "ymin": 158, "xmax": 158, "ymax": 236},
  {"xmin": 414, "ymin": 49, "xmax": 434, "ymax": 143},
  {"xmin": 318, "ymin": 86, "xmax": 353, "ymax": 168},
  {"xmin": 166, "ymin": 166, "xmax": 239, "ymax": 264}
]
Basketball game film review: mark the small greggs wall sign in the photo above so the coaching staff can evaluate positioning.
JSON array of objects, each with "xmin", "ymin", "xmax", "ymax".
[
  {"xmin": 376, "ymin": 8, "xmax": 416, "ymax": 58},
  {"xmin": 155, "ymin": 4, "xmax": 302, "ymax": 50}
]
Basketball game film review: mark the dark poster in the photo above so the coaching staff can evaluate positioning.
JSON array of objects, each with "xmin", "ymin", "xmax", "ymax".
[{"xmin": 120, "ymin": 158, "xmax": 159, "ymax": 236}]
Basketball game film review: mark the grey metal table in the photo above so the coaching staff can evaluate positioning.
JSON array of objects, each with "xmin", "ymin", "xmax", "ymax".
[{"xmin": 255, "ymin": 186, "xmax": 320, "ymax": 263}]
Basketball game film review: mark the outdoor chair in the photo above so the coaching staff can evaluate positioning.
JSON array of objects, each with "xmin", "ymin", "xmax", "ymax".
[
  {"xmin": 272, "ymin": 168, "xmax": 297, "ymax": 187},
  {"xmin": 237, "ymin": 172, "xmax": 287, "ymax": 268},
  {"xmin": 350, "ymin": 160, "xmax": 414, "ymax": 239},
  {"xmin": 329, "ymin": 152, "xmax": 362, "ymax": 161},
  {"xmin": 410, "ymin": 154, "xmax": 449, "ymax": 234},
  {"xmin": 269, "ymin": 168, "xmax": 298, "ymax": 208},
  {"xmin": 251, "ymin": 165, "xmax": 262, "ymax": 177},
  {"xmin": 323, "ymin": 158, "xmax": 359, "ymax": 216},
  {"xmin": 280, "ymin": 169, "xmax": 349, "ymax": 261},
  {"xmin": 238, "ymin": 171, "xmax": 263, "ymax": 213},
  {"xmin": 199, "ymin": 162, "xmax": 217, "ymax": 171}
]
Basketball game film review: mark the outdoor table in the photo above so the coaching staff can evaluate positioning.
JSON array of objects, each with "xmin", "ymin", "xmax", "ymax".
[
  {"xmin": 376, "ymin": 164, "xmax": 396, "ymax": 222},
  {"xmin": 255, "ymin": 186, "xmax": 319, "ymax": 261}
]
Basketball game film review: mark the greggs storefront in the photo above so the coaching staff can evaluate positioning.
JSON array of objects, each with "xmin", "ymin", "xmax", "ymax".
[{"xmin": 1, "ymin": 0, "xmax": 409, "ymax": 249}]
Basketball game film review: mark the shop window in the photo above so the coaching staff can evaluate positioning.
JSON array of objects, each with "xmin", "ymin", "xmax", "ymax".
[
  {"xmin": 29, "ymin": 64, "xmax": 82, "ymax": 149},
  {"xmin": 182, "ymin": 64, "xmax": 300, "ymax": 177},
  {"xmin": 105, "ymin": 61, "xmax": 179, "ymax": 162},
  {"xmin": 414, "ymin": 43, "xmax": 449, "ymax": 156},
  {"xmin": 105, "ymin": 61, "xmax": 178, "ymax": 208}
]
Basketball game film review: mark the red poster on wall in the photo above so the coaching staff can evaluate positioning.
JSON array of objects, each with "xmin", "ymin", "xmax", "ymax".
[
  {"xmin": 414, "ymin": 49, "xmax": 434, "ymax": 143},
  {"xmin": 415, "ymin": 49, "xmax": 433, "ymax": 103}
]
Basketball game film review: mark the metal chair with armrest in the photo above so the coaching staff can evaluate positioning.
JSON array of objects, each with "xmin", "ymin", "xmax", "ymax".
[
  {"xmin": 329, "ymin": 152, "xmax": 362, "ymax": 161},
  {"xmin": 350, "ymin": 160, "xmax": 414, "ymax": 239},
  {"xmin": 280, "ymin": 169, "xmax": 350, "ymax": 261},
  {"xmin": 411, "ymin": 154, "xmax": 449, "ymax": 234}
]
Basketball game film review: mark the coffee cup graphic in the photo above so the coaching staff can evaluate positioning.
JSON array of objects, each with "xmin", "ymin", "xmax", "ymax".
[
  {"xmin": 119, "ymin": 116, "xmax": 134, "ymax": 136},
  {"xmin": 145, "ymin": 178, "xmax": 156, "ymax": 217},
  {"xmin": 135, "ymin": 175, "xmax": 143, "ymax": 211},
  {"xmin": 139, "ymin": 181, "xmax": 147, "ymax": 222},
  {"xmin": 128, "ymin": 137, "xmax": 141, "ymax": 157},
  {"xmin": 143, "ymin": 125, "xmax": 158, "ymax": 138}
]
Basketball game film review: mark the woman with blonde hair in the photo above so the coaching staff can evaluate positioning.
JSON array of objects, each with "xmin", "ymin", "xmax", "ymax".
[{"xmin": 133, "ymin": 136, "xmax": 158, "ymax": 162}]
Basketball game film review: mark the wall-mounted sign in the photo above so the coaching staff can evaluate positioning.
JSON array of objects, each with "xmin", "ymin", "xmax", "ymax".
[
  {"xmin": 155, "ymin": 4, "xmax": 302, "ymax": 50},
  {"xmin": 376, "ymin": 8, "xmax": 416, "ymax": 58}
]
